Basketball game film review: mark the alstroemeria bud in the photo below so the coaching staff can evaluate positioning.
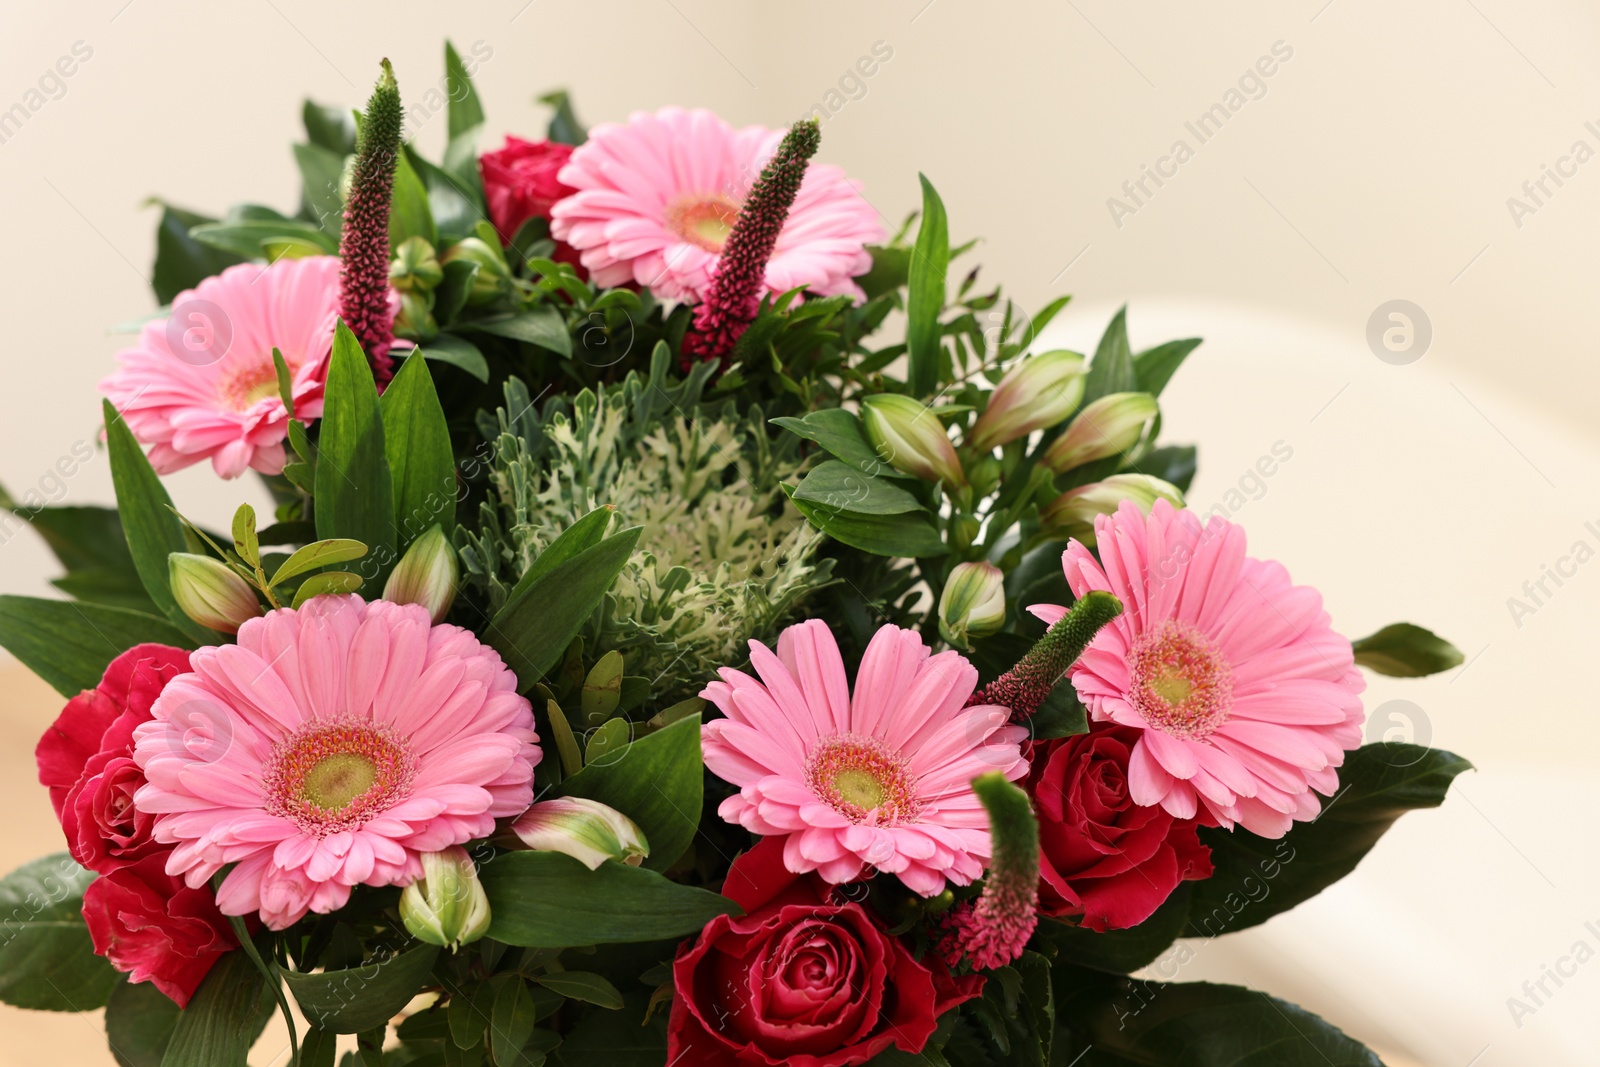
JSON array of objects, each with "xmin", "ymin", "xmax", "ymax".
[
  {"xmin": 1042, "ymin": 392, "xmax": 1158, "ymax": 473},
  {"xmin": 391, "ymin": 291, "xmax": 438, "ymax": 343},
  {"xmin": 383, "ymin": 526, "xmax": 457, "ymax": 623},
  {"xmin": 168, "ymin": 553, "xmax": 260, "ymax": 634},
  {"xmin": 966, "ymin": 350, "xmax": 1086, "ymax": 452},
  {"xmin": 860, "ymin": 394, "xmax": 967, "ymax": 489},
  {"xmin": 399, "ymin": 846, "xmax": 491, "ymax": 950},
  {"xmin": 389, "ymin": 236, "xmax": 444, "ymax": 293},
  {"xmin": 939, "ymin": 562, "xmax": 1007, "ymax": 649},
  {"xmin": 1041, "ymin": 474, "xmax": 1183, "ymax": 544},
  {"xmin": 511, "ymin": 797, "xmax": 650, "ymax": 870},
  {"xmin": 441, "ymin": 237, "xmax": 512, "ymax": 306}
]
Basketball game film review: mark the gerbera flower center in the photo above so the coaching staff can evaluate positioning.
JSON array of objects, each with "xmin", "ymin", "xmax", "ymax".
[
  {"xmin": 804, "ymin": 733, "xmax": 921, "ymax": 825},
  {"xmin": 1127, "ymin": 621, "xmax": 1233, "ymax": 740},
  {"xmin": 666, "ymin": 193, "xmax": 741, "ymax": 252},
  {"xmin": 263, "ymin": 721, "xmax": 415, "ymax": 836},
  {"xmin": 220, "ymin": 356, "xmax": 288, "ymax": 412}
]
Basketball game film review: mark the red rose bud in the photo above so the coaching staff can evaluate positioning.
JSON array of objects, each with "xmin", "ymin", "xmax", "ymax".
[
  {"xmin": 966, "ymin": 350, "xmax": 1085, "ymax": 452},
  {"xmin": 861, "ymin": 393, "xmax": 967, "ymax": 489},
  {"xmin": 480, "ymin": 136, "xmax": 577, "ymax": 241},
  {"xmin": 1041, "ymin": 474, "xmax": 1183, "ymax": 545},
  {"xmin": 939, "ymin": 561, "xmax": 1006, "ymax": 649},
  {"xmin": 1042, "ymin": 391, "xmax": 1159, "ymax": 473},
  {"xmin": 938, "ymin": 771, "xmax": 1039, "ymax": 970},
  {"xmin": 1030, "ymin": 724, "xmax": 1213, "ymax": 931},
  {"xmin": 168, "ymin": 553, "xmax": 260, "ymax": 634}
]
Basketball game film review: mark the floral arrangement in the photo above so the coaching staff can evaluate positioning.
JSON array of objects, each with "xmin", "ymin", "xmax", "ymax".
[{"xmin": 0, "ymin": 45, "xmax": 1472, "ymax": 1067}]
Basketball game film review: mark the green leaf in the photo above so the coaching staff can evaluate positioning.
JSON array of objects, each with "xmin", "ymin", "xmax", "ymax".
[
  {"xmin": 316, "ymin": 322, "xmax": 397, "ymax": 583},
  {"xmin": 1127, "ymin": 444, "xmax": 1197, "ymax": 495},
  {"xmin": 1028, "ymin": 678, "xmax": 1089, "ymax": 739},
  {"xmin": 292, "ymin": 571, "xmax": 364, "ymax": 607},
  {"xmin": 479, "ymin": 852, "xmax": 739, "ymax": 947},
  {"xmin": 407, "ymin": 149, "xmax": 484, "ymax": 244},
  {"xmin": 467, "ymin": 308, "xmax": 572, "ymax": 357},
  {"xmin": 580, "ymin": 650, "xmax": 624, "ymax": 724},
  {"xmin": 1188, "ymin": 743, "xmax": 1472, "ymax": 937},
  {"xmin": 490, "ymin": 978, "xmax": 538, "ymax": 1066},
  {"xmin": 294, "ymin": 142, "xmax": 346, "ymax": 237},
  {"xmin": 771, "ymin": 410, "xmax": 911, "ymax": 481},
  {"xmin": 785, "ymin": 485, "xmax": 947, "ymax": 557},
  {"xmin": 103, "ymin": 400, "xmax": 213, "ymax": 644},
  {"xmin": 106, "ymin": 978, "xmax": 182, "ymax": 1067},
  {"xmin": 380, "ymin": 353, "xmax": 457, "ymax": 542},
  {"xmin": 158, "ymin": 950, "xmax": 268, "ymax": 1067},
  {"xmin": 584, "ymin": 717, "xmax": 631, "ymax": 765},
  {"xmin": 188, "ymin": 219, "xmax": 338, "ymax": 259},
  {"xmin": 297, "ymin": 1027, "xmax": 339, "ymax": 1067},
  {"xmin": 269, "ymin": 538, "xmax": 369, "ymax": 588},
  {"xmin": 1352, "ymin": 622, "xmax": 1464, "ymax": 677},
  {"xmin": 0, "ymin": 854, "xmax": 118, "ymax": 1010},
  {"xmin": 506, "ymin": 508, "xmax": 613, "ymax": 602},
  {"xmin": 419, "ymin": 334, "xmax": 490, "ymax": 383},
  {"xmin": 906, "ymin": 174, "xmax": 950, "ymax": 397},
  {"xmin": 443, "ymin": 41, "xmax": 486, "ymax": 141},
  {"xmin": 538, "ymin": 89, "xmax": 587, "ymax": 146},
  {"xmin": 1054, "ymin": 969, "xmax": 1382, "ymax": 1066},
  {"xmin": 390, "ymin": 151, "xmax": 438, "ymax": 250},
  {"xmin": 1035, "ymin": 885, "xmax": 1193, "ymax": 975},
  {"xmin": 545, "ymin": 699, "xmax": 583, "ymax": 778},
  {"xmin": 552, "ymin": 989, "xmax": 665, "ymax": 1066},
  {"xmin": 486, "ymin": 527, "xmax": 641, "ymax": 688},
  {"xmin": 284, "ymin": 943, "xmax": 440, "ymax": 1034},
  {"xmin": 532, "ymin": 972, "xmax": 622, "ymax": 1010},
  {"xmin": 557, "ymin": 714, "xmax": 703, "ymax": 872},
  {"xmin": 151, "ymin": 204, "xmax": 246, "ymax": 305},
  {"xmin": 1132, "ymin": 337, "xmax": 1201, "ymax": 397},
  {"xmin": 793, "ymin": 461, "xmax": 924, "ymax": 516},
  {"xmin": 0, "ymin": 493, "xmax": 155, "ymax": 612},
  {"xmin": 0, "ymin": 596, "xmax": 193, "ymax": 697},
  {"xmin": 1082, "ymin": 306, "xmax": 1136, "ymax": 406},
  {"xmin": 303, "ymin": 99, "xmax": 357, "ymax": 154}
]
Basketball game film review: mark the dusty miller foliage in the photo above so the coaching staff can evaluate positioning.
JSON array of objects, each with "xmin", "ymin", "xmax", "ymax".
[{"xmin": 459, "ymin": 345, "xmax": 835, "ymax": 700}]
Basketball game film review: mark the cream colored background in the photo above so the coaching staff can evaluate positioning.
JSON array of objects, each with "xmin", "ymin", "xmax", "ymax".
[{"xmin": 1, "ymin": 1, "xmax": 1597, "ymax": 1063}]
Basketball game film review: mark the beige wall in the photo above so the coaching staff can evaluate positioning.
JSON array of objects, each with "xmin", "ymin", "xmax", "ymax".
[{"xmin": 1, "ymin": 2, "xmax": 1596, "ymax": 1064}]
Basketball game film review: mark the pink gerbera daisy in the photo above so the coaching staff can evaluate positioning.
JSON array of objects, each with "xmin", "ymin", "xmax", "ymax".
[
  {"xmin": 701, "ymin": 620, "xmax": 1028, "ymax": 897},
  {"xmin": 549, "ymin": 107, "xmax": 883, "ymax": 304},
  {"xmin": 101, "ymin": 256, "xmax": 341, "ymax": 478},
  {"xmin": 1035, "ymin": 500, "xmax": 1365, "ymax": 839},
  {"xmin": 131, "ymin": 595, "xmax": 538, "ymax": 930}
]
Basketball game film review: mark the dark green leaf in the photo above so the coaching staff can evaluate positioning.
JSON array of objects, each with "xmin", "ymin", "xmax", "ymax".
[
  {"xmin": 390, "ymin": 151, "xmax": 437, "ymax": 250},
  {"xmin": 771, "ymin": 410, "xmax": 910, "ymax": 480},
  {"xmin": 1132, "ymin": 337, "xmax": 1201, "ymax": 397},
  {"xmin": 1028, "ymin": 679, "xmax": 1089, "ymax": 739},
  {"xmin": 0, "ymin": 854, "xmax": 117, "ymax": 1010},
  {"xmin": 419, "ymin": 334, "xmax": 490, "ymax": 383},
  {"xmin": 486, "ymin": 526, "xmax": 640, "ymax": 687},
  {"xmin": 284, "ymin": 943, "xmax": 439, "ymax": 1033},
  {"xmin": 294, "ymin": 142, "xmax": 346, "ymax": 237},
  {"xmin": 298, "ymin": 1026, "xmax": 339, "ymax": 1067},
  {"xmin": 557, "ymin": 715, "xmax": 702, "ymax": 872},
  {"xmin": 151, "ymin": 204, "xmax": 246, "ymax": 304},
  {"xmin": 303, "ymin": 99, "xmax": 357, "ymax": 154},
  {"xmin": 158, "ymin": 950, "xmax": 268, "ymax": 1067},
  {"xmin": 479, "ymin": 852, "xmax": 739, "ymax": 948},
  {"xmin": 1127, "ymin": 445, "xmax": 1197, "ymax": 495},
  {"xmin": 793, "ymin": 461, "xmax": 923, "ymax": 516},
  {"xmin": 103, "ymin": 399, "xmax": 213, "ymax": 643},
  {"xmin": 316, "ymin": 323, "xmax": 397, "ymax": 583},
  {"xmin": 1035, "ymin": 885, "xmax": 1193, "ymax": 975},
  {"xmin": 1352, "ymin": 623, "xmax": 1464, "ymax": 677},
  {"xmin": 381, "ymin": 353, "xmax": 457, "ymax": 541},
  {"xmin": 443, "ymin": 41, "xmax": 486, "ymax": 141},
  {"xmin": 532, "ymin": 972, "xmax": 622, "ymax": 1010},
  {"xmin": 538, "ymin": 90, "xmax": 587, "ymax": 146},
  {"xmin": 106, "ymin": 978, "xmax": 181, "ymax": 1067},
  {"xmin": 0, "ymin": 596, "xmax": 192, "ymax": 697},
  {"xmin": 510, "ymin": 508, "xmax": 614, "ymax": 598},
  {"xmin": 906, "ymin": 175, "xmax": 949, "ymax": 397},
  {"xmin": 1054, "ymin": 969, "xmax": 1382, "ymax": 1066},
  {"xmin": 466, "ymin": 308, "xmax": 571, "ymax": 357},
  {"xmin": 0, "ymin": 493, "xmax": 155, "ymax": 612},
  {"xmin": 1082, "ymin": 306, "xmax": 1136, "ymax": 406},
  {"xmin": 785, "ymin": 485, "xmax": 947, "ymax": 557},
  {"xmin": 551, "ymin": 989, "xmax": 665, "ymax": 1067},
  {"xmin": 490, "ymin": 979, "xmax": 537, "ymax": 1066},
  {"xmin": 1188, "ymin": 743, "xmax": 1471, "ymax": 937},
  {"xmin": 188, "ymin": 219, "xmax": 338, "ymax": 259}
]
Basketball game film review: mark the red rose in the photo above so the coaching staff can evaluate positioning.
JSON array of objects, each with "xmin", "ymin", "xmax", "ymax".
[
  {"xmin": 668, "ymin": 837, "xmax": 981, "ymax": 1067},
  {"xmin": 81, "ymin": 855, "xmax": 235, "ymax": 1007},
  {"xmin": 1029, "ymin": 725, "xmax": 1213, "ymax": 932},
  {"xmin": 35, "ymin": 644, "xmax": 191, "ymax": 874},
  {"xmin": 480, "ymin": 136, "xmax": 577, "ymax": 241}
]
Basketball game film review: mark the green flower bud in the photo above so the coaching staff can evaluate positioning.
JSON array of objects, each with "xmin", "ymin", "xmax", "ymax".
[
  {"xmin": 399, "ymin": 845, "xmax": 491, "ymax": 950},
  {"xmin": 441, "ymin": 237, "xmax": 512, "ymax": 307},
  {"xmin": 939, "ymin": 561, "xmax": 1007, "ymax": 649},
  {"xmin": 382, "ymin": 526, "xmax": 457, "ymax": 623},
  {"xmin": 967, "ymin": 350, "xmax": 1086, "ymax": 452},
  {"xmin": 389, "ymin": 236, "xmax": 444, "ymax": 293},
  {"xmin": 1041, "ymin": 474, "xmax": 1184, "ymax": 545},
  {"xmin": 860, "ymin": 394, "xmax": 967, "ymax": 489},
  {"xmin": 392, "ymin": 291, "xmax": 438, "ymax": 343},
  {"xmin": 511, "ymin": 797, "xmax": 650, "ymax": 870},
  {"xmin": 1042, "ymin": 392, "xmax": 1158, "ymax": 473},
  {"xmin": 168, "ymin": 553, "xmax": 260, "ymax": 634}
]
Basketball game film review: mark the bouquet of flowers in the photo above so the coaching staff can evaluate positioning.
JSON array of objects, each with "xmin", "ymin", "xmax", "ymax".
[{"xmin": 0, "ymin": 44, "xmax": 1471, "ymax": 1067}]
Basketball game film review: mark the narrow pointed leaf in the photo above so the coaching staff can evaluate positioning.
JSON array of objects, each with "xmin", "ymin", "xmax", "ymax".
[
  {"xmin": 315, "ymin": 323, "xmax": 396, "ymax": 582},
  {"xmin": 380, "ymin": 353, "xmax": 456, "ymax": 543}
]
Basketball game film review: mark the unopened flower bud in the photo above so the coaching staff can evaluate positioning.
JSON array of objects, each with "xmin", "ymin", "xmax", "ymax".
[
  {"xmin": 1041, "ymin": 474, "xmax": 1183, "ymax": 545},
  {"xmin": 441, "ymin": 238, "xmax": 512, "ymax": 306},
  {"xmin": 399, "ymin": 846, "xmax": 491, "ymax": 950},
  {"xmin": 860, "ymin": 394, "xmax": 967, "ymax": 489},
  {"xmin": 389, "ymin": 236, "xmax": 444, "ymax": 293},
  {"xmin": 1042, "ymin": 392, "xmax": 1158, "ymax": 473},
  {"xmin": 967, "ymin": 350, "xmax": 1086, "ymax": 452},
  {"xmin": 392, "ymin": 291, "xmax": 438, "ymax": 343},
  {"xmin": 382, "ymin": 526, "xmax": 457, "ymax": 623},
  {"xmin": 168, "ymin": 553, "xmax": 260, "ymax": 634},
  {"xmin": 939, "ymin": 562, "xmax": 1007, "ymax": 649},
  {"xmin": 511, "ymin": 797, "xmax": 650, "ymax": 870}
]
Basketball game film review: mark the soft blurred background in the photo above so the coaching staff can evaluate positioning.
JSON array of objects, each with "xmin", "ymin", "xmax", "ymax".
[{"xmin": 1, "ymin": 1, "xmax": 1596, "ymax": 1063}]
